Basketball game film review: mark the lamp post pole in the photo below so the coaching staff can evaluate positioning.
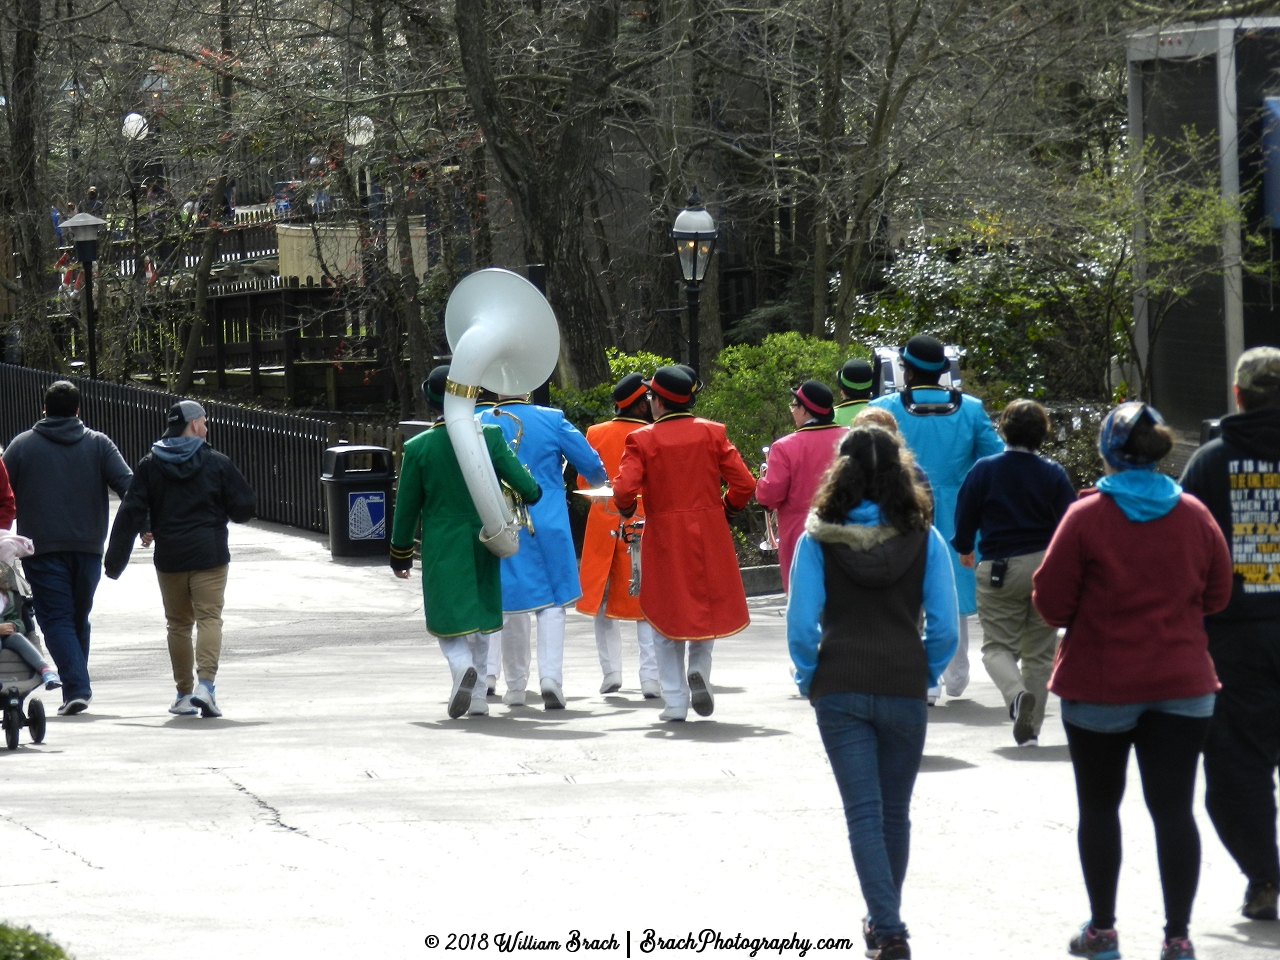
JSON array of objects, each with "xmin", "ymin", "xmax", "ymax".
[
  {"xmin": 686, "ymin": 280, "xmax": 701, "ymax": 379},
  {"xmin": 63, "ymin": 212, "xmax": 107, "ymax": 379},
  {"xmin": 670, "ymin": 188, "xmax": 718, "ymax": 379}
]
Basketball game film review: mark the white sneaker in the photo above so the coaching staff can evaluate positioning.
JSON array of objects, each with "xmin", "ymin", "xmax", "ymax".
[
  {"xmin": 640, "ymin": 679, "xmax": 661, "ymax": 699},
  {"xmin": 1018, "ymin": 737, "xmax": 1040, "ymax": 748},
  {"xmin": 540, "ymin": 677, "xmax": 566, "ymax": 710},
  {"xmin": 57, "ymin": 697, "xmax": 89, "ymax": 716},
  {"xmin": 485, "ymin": 674, "xmax": 497, "ymax": 697},
  {"xmin": 502, "ymin": 688, "xmax": 526, "ymax": 706},
  {"xmin": 468, "ymin": 694, "xmax": 490, "ymax": 716},
  {"xmin": 659, "ymin": 705, "xmax": 687, "ymax": 722},
  {"xmin": 599, "ymin": 672, "xmax": 622, "ymax": 695},
  {"xmin": 688, "ymin": 671, "xmax": 714, "ymax": 717},
  {"xmin": 190, "ymin": 681, "xmax": 222, "ymax": 718},
  {"xmin": 168, "ymin": 693, "xmax": 198, "ymax": 716},
  {"xmin": 448, "ymin": 666, "xmax": 478, "ymax": 719}
]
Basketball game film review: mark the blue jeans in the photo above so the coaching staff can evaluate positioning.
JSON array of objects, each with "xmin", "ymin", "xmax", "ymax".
[
  {"xmin": 22, "ymin": 552, "xmax": 102, "ymax": 702},
  {"xmin": 816, "ymin": 692, "xmax": 928, "ymax": 942}
]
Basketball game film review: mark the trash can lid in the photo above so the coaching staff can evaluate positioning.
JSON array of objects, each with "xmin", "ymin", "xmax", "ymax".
[{"xmin": 322, "ymin": 444, "xmax": 393, "ymax": 478}]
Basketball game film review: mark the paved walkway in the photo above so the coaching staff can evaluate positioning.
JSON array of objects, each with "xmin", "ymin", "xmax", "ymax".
[{"xmin": 0, "ymin": 513, "xmax": 1274, "ymax": 960}]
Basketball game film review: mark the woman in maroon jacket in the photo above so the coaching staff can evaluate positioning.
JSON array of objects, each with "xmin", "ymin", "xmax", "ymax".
[{"xmin": 1033, "ymin": 403, "xmax": 1232, "ymax": 960}]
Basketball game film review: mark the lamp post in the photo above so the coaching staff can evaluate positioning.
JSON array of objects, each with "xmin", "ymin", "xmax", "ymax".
[
  {"xmin": 62, "ymin": 212, "xmax": 107, "ymax": 379},
  {"xmin": 670, "ymin": 189, "xmax": 718, "ymax": 377}
]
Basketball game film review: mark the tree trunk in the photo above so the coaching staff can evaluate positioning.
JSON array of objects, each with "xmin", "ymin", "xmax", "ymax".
[
  {"xmin": 11, "ymin": 0, "xmax": 55, "ymax": 371},
  {"xmin": 176, "ymin": 177, "xmax": 227, "ymax": 394}
]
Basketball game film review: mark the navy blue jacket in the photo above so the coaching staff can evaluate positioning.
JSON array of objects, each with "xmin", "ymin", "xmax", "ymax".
[{"xmin": 952, "ymin": 448, "xmax": 1076, "ymax": 562}]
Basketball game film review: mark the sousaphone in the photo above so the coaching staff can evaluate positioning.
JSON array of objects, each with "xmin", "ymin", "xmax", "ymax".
[{"xmin": 443, "ymin": 268, "xmax": 561, "ymax": 558}]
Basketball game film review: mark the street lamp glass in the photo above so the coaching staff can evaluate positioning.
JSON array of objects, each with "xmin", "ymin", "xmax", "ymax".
[
  {"xmin": 122, "ymin": 112, "xmax": 148, "ymax": 141},
  {"xmin": 670, "ymin": 204, "xmax": 718, "ymax": 283}
]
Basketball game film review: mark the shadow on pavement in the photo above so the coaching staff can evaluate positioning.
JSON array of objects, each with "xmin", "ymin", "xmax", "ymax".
[
  {"xmin": 49, "ymin": 714, "xmax": 124, "ymax": 722},
  {"xmin": 919, "ymin": 754, "xmax": 977, "ymax": 772},
  {"xmin": 640, "ymin": 721, "xmax": 789, "ymax": 742},
  {"xmin": 602, "ymin": 695, "xmax": 662, "ymax": 709},
  {"xmin": 0, "ymin": 747, "xmax": 63, "ymax": 756},
  {"xmin": 993, "ymin": 744, "xmax": 1071, "ymax": 762},
  {"xmin": 926, "ymin": 700, "xmax": 1009, "ymax": 727},
  {"xmin": 1204, "ymin": 921, "xmax": 1280, "ymax": 950},
  {"xmin": 411, "ymin": 719, "xmax": 606, "ymax": 740},
  {"xmin": 114, "ymin": 719, "xmax": 272, "ymax": 730}
]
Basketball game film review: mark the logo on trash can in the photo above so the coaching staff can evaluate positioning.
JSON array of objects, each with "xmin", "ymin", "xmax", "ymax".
[{"xmin": 348, "ymin": 492, "xmax": 386, "ymax": 540}]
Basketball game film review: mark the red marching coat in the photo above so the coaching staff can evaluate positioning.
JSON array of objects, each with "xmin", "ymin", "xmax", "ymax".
[
  {"xmin": 575, "ymin": 417, "xmax": 648, "ymax": 620},
  {"xmin": 613, "ymin": 413, "xmax": 757, "ymax": 641}
]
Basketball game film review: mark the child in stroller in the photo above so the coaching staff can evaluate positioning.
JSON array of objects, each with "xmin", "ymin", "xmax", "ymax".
[
  {"xmin": 0, "ymin": 554, "xmax": 60, "ymax": 748},
  {"xmin": 0, "ymin": 558, "xmax": 59, "ymax": 692}
]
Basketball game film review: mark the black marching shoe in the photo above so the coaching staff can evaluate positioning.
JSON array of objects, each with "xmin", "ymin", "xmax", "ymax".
[
  {"xmin": 1244, "ymin": 880, "xmax": 1280, "ymax": 921},
  {"xmin": 876, "ymin": 936, "xmax": 909, "ymax": 960}
]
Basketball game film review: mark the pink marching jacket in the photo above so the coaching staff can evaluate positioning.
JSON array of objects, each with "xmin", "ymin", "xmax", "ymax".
[{"xmin": 755, "ymin": 423, "xmax": 846, "ymax": 590}]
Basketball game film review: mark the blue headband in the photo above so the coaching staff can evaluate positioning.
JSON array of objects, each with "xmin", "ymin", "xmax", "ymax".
[
  {"xmin": 902, "ymin": 347, "xmax": 948, "ymax": 372},
  {"xmin": 1099, "ymin": 402, "xmax": 1165, "ymax": 471}
]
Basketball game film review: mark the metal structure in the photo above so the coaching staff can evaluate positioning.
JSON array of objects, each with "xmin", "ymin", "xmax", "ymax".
[
  {"xmin": 670, "ymin": 189, "xmax": 718, "ymax": 377},
  {"xmin": 1128, "ymin": 18, "xmax": 1280, "ymax": 429}
]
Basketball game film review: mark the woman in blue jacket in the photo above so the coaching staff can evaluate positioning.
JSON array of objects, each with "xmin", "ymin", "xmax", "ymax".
[{"xmin": 787, "ymin": 425, "xmax": 959, "ymax": 960}]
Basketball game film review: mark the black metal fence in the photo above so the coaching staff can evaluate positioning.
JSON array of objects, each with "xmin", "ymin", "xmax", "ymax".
[{"xmin": 0, "ymin": 365, "xmax": 332, "ymax": 532}]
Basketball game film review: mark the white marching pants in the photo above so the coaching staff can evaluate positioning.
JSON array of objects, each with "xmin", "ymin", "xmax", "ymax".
[
  {"xmin": 593, "ymin": 613, "xmax": 659, "ymax": 683},
  {"xmin": 940, "ymin": 616, "xmax": 972, "ymax": 696},
  {"xmin": 654, "ymin": 634, "xmax": 714, "ymax": 711},
  {"xmin": 486, "ymin": 632, "xmax": 503, "ymax": 683},
  {"xmin": 437, "ymin": 633, "xmax": 490, "ymax": 690},
  {"xmin": 500, "ymin": 607, "xmax": 566, "ymax": 694}
]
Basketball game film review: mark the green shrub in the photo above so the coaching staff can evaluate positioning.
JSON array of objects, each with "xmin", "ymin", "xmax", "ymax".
[
  {"xmin": 0, "ymin": 925, "xmax": 72, "ymax": 960},
  {"xmin": 552, "ymin": 347, "xmax": 674, "ymax": 433},
  {"xmin": 698, "ymin": 332, "xmax": 864, "ymax": 469}
]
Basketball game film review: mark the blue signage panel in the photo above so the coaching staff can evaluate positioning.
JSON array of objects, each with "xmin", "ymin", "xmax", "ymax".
[{"xmin": 348, "ymin": 491, "xmax": 386, "ymax": 540}]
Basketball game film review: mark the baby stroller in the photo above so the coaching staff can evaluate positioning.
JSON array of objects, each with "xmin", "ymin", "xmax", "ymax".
[{"xmin": 0, "ymin": 558, "xmax": 46, "ymax": 750}]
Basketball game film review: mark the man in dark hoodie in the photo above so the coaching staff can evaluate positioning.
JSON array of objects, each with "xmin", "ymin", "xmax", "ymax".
[
  {"xmin": 105, "ymin": 400, "xmax": 256, "ymax": 719},
  {"xmin": 3, "ymin": 380, "xmax": 131, "ymax": 715},
  {"xmin": 1181, "ymin": 346, "xmax": 1280, "ymax": 923}
]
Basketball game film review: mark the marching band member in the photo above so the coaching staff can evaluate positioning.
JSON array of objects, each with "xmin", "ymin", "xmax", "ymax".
[
  {"xmin": 575, "ymin": 373, "xmax": 660, "ymax": 697},
  {"xmin": 390, "ymin": 366, "xmax": 542, "ymax": 719},
  {"xmin": 755, "ymin": 380, "xmax": 845, "ymax": 591},
  {"xmin": 833, "ymin": 358, "xmax": 875, "ymax": 426},
  {"xmin": 480, "ymin": 395, "xmax": 607, "ymax": 710},
  {"xmin": 613, "ymin": 366, "xmax": 757, "ymax": 721},
  {"xmin": 869, "ymin": 335, "xmax": 1002, "ymax": 702}
]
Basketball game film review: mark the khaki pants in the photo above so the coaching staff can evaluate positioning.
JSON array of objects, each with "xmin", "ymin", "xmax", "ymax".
[
  {"xmin": 976, "ymin": 551, "xmax": 1058, "ymax": 736},
  {"xmin": 156, "ymin": 566, "xmax": 228, "ymax": 694}
]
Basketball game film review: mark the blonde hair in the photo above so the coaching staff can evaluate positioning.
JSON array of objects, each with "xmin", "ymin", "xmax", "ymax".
[{"xmin": 852, "ymin": 406, "xmax": 899, "ymax": 433}]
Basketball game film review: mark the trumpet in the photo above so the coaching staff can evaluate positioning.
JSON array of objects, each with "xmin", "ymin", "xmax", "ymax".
[
  {"xmin": 489, "ymin": 406, "xmax": 535, "ymax": 537},
  {"xmin": 758, "ymin": 445, "xmax": 780, "ymax": 553},
  {"xmin": 619, "ymin": 517, "xmax": 644, "ymax": 596}
]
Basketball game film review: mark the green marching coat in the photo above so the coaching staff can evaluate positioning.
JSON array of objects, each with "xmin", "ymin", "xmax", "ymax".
[{"xmin": 390, "ymin": 422, "xmax": 541, "ymax": 638}]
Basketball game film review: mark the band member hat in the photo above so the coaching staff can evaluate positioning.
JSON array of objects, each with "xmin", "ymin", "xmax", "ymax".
[
  {"xmin": 645, "ymin": 366, "xmax": 695, "ymax": 405},
  {"xmin": 675, "ymin": 364, "xmax": 704, "ymax": 395},
  {"xmin": 838, "ymin": 358, "xmax": 874, "ymax": 392},
  {"xmin": 611, "ymin": 372, "xmax": 647, "ymax": 409},
  {"xmin": 901, "ymin": 334, "xmax": 948, "ymax": 373},
  {"xmin": 423, "ymin": 364, "xmax": 451, "ymax": 406},
  {"xmin": 791, "ymin": 380, "xmax": 834, "ymax": 416}
]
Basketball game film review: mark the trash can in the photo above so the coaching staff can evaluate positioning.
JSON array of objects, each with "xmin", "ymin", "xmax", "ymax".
[{"xmin": 321, "ymin": 444, "xmax": 395, "ymax": 558}]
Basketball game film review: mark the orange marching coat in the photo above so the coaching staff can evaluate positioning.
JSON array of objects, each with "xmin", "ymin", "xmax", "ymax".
[
  {"xmin": 613, "ymin": 413, "xmax": 757, "ymax": 641},
  {"xmin": 575, "ymin": 417, "xmax": 648, "ymax": 620}
]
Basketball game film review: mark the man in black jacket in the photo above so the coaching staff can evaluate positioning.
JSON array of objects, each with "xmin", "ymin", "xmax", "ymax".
[
  {"xmin": 4, "ymin": 380, "xmax": 133, "ymax": 715},
  {"xmin": 105, "ymin": 400, "xmax": 256, "ymax": 718},
  {"xmin": 1181, "ymin": 346, "xmax": 1280, "ymax": 922}
]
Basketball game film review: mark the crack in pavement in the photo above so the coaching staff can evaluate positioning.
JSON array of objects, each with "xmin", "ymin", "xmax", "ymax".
[
  {"xmin": 1, "ymin": 814, "xmax": 102, "ymax": 870},
  {"xmin": 215, "ymin": 769, "xmax": 324, "ymax": 842}
]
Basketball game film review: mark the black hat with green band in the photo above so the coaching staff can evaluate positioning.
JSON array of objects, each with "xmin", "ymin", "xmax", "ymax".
[{"xmin": 838, "ymin": 358, "xmax": 874, "ymax": 396}]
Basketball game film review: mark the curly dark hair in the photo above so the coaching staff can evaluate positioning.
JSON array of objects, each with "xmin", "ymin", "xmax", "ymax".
[{"xmin": 812, "ymin": 425, "xmax": 932, "ymax": 532}]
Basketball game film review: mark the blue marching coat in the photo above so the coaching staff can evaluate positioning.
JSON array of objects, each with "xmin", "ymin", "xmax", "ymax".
[
  {"xmin": 479, "ymin": 401, "xmax": 607, "ymax": 613},
  {"xmin": 869, "ymin": 389, "xmax": 1003, "ymax": 615}
]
